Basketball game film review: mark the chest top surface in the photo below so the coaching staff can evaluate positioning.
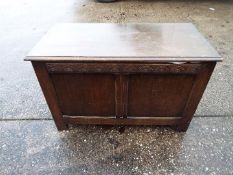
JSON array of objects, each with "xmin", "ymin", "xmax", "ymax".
[{"xmin": 26, "ymin": 23, "xmax": 222, "ymax": 62}]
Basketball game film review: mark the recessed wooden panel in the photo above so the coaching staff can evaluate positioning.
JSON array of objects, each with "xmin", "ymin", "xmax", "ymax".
[
  {"xmin": 128, "ymin": 74, "xmax": 195, "ymax": 117},
  {"xmin": 27, "ymin": 23, "xmax": 219, "ymax": 131},
  {"xmin": 50, "ymin": 74, "xmax": 115, "ymax": 116}
]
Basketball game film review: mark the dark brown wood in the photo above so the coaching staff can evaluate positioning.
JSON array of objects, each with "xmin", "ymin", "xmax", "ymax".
[
  {"xmin": 32, "ymin": 62, "xmax": 67, "ymax": 130},
  {"xmin": 121, "ymin": 75, "xmax": 129, "ymax": 118},
  {"xmin": 25, "ymin": 23, "xmax": 222, "ymax": 62},
  {"xmin": 28, "ymin": 57, "xmax": 221, "ymax": 62},
  {"xmin": 172, "ymin": 123, "xmax": 190, "ymax": 132},
  {"xmin": 63, "ymin": 115, "xmax": 182, "ymax": 125},
  {"xmin": 127, "ymin": 74, "xmax": 195, "ymax": 117},
  {"xmin": 115, "ymin": 75, "xmax": 121, "ymax": 118},
  {"xmin": 178, "ymin": 62, "xmax": 216, "ymax": 130},
  {"xmin": 26, "ymin": 23, "xmax": 221, "ymax": 131},
  {"xmin": 50, "ymin": 74, "xmax": 115, "ymax": 116},
  {"xmin": 46, "ymin": 63, "xmax": 203, "ymax": 74},
  {"xmin": 35, "ymin": 62, "xmax": 216, "ymax": 131}
]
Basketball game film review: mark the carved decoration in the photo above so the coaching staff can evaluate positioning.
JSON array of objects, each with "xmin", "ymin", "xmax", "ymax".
[{"xmin": 46, "ymin": 63, "xmax": 203, "ymax": 74}]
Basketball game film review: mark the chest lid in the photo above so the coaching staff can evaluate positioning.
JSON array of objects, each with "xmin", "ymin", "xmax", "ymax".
[{"xmin": 25, "ymin": 23, "xmax": 222, "ymax": 62}]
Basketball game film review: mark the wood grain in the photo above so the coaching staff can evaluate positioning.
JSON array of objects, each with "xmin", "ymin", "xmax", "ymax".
[
  {"xmin": 128, "ymin": 74, "xmax": 195, "ymax": 117},
  {"xmin": 46, "ymin": 63, "xmax": 203, "ymax": 74},
  {"xmin": 32, "ymin": 62, "xmax": 67, "ymax": 130},
  {"xmin": 25, "ymin": 23, "xmax": 222, "ymax": 62},
  {"xmin": 28, "ymin": 23, "xmax": 220, "ymax": 131},
  {"xmin": 63, "ymin": 115, "xmax": 182, "ymax": 125},
  {"xmin": 50, "ymin": 74, "xmax": 116, "ymax": 116}
]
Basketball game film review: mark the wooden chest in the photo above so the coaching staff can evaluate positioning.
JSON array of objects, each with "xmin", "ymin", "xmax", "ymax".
[{"xmin": 25, "ymin": 23, "xmax": 222, "ymax": 131}]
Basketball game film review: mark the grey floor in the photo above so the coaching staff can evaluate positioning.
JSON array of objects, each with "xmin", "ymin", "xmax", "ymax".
[{"xmin": 0, "ymin": 0, "xmax": 232, "ymax": 174}]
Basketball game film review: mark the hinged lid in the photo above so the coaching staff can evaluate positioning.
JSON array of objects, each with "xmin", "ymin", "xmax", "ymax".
[{"xmin": 25, "ymin": 23, "xmax": 222, "ymax": 62}]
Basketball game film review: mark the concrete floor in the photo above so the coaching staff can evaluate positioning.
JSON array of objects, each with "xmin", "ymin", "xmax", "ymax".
[
  {"xmin": 0, "ymin": 117, "xmax": 233, "ymax": 175},
  {"xmin": 0, "ymin": 0, "xmax": 233, "ymax": 174}
]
